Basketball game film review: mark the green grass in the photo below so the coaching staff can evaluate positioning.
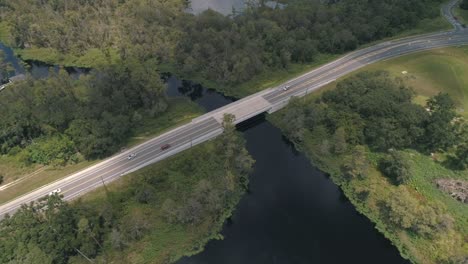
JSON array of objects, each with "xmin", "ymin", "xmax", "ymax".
[
  {"xmin": 317, "ymin": 46, "xmax": 468, "ymax": 117},
  {"xmin": 15, "ymin": 47, "xmax": 120, "ymax": 68},
  {"xmin": 403, "ymin": 150, "xmax": 468, "ymax": 233},
  {"xmin": 0, "ymin": 160, "xmax": 98, "ymax": 205},
  {"xmin": 0, "ymin": 98, "xmax": 203, "ymax": 205}
]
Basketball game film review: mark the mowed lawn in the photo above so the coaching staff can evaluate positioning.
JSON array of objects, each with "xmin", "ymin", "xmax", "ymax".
[
  {"xmin": 367, "ymin": 46, "xmax": 468, "ymax": 116},
  {"xmin": 321, "ymin": 46, "xmax": 468, "ymax": 117}
]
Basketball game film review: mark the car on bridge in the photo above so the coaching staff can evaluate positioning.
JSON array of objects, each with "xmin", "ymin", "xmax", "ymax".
[{"xmin": 161, "ymin": 144, "xmax": 171, "ymax": 150}]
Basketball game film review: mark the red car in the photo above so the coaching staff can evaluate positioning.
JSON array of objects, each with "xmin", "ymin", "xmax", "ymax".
[{"xmin": 161, "ymin": 144, "xmax": 171, "ymax": 150}]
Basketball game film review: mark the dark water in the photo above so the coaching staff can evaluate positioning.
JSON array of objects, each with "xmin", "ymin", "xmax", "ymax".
[
  {"xmin": 189, "ymin": 0, "xmax": 245, "ymax": 15},
  {"xmin": 189, "ymin": 0, "xmax": 284, "ymax": 15},
  {"xmin": 1, "ymin": 40, "xmax": 407, "ymax": 263},
  {"xmin": 0, "ymin": 43, "xmax": 87, "ymax": 80},
  {"xmin": 167, "ymin": 74, "xmax": 408, "ymax": 264},
  {"xmin": 165, "ymin": 75, "xmax": 236, "ymax": 111}
]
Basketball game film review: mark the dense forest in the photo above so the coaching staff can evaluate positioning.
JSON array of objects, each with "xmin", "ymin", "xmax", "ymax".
[
  {"xmin": 0, "ymin": 0, "xmax": 445, "ymax": 91},
  {"xmin": 0, "ymin": 0, "xmax": 447, "ymax": 166},
  {"xmin": 0, "ymin": 58, "xmax": 166, "ymax": 165},
  {"xmin": 280, "ymin": 71, "xmax": 466, "ymax": 158},
  {"xmin": 271, "ymin": 71, "xmax": 468, "ymax": 263},
  {"xmin": 0, "ymin": 118, "xmax": 254, "ymax": 264}
]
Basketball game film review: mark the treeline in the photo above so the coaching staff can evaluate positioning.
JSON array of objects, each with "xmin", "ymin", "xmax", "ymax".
[
  {"xmin": 281, "ymin": 71, "xmax": 466, "ymax": 163},
  {"xmin": 172, "ymin": 0, "xmax": 443, "ymax": 86},
  {"xmin": 0, "ymin": 0, "xmax": 444, "ymax": 89},
  {"xmin": 271, "ymin": 71, "xmax": 467, "ymax": 263},
  {"xmin": 0, "ymin": 51, "xmax": 13, "ymax": 83},
  {"xmin": 0, "ymin": 58, "xmax": 166, "ymax": 165},
  {"xmin": 0, "ymin": 122, "xmax": 254, "ymax": 264}
]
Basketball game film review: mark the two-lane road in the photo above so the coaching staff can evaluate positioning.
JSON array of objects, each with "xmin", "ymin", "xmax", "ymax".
[{"xmin": 1, "ymin": 0, "xmax": 467, "ymax": 219}]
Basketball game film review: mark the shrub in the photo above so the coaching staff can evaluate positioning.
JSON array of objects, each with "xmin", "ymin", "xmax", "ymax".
[{"xmin": 379, "ymin": 151, "xmax": 412, "ymax": 185}]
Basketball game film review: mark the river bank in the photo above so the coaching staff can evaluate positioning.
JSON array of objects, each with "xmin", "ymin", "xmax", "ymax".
[
  {"xmin": 267, "ymin": 66, "xmax": 468, "ymax": 263},
  {"xmin": 0, "ymin": 41, "xmax": 412, "ymax": 264}
]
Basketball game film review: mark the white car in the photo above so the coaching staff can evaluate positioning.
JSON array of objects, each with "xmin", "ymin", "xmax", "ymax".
[
  {"xmin": 283, "ymin": 85, "xmax": 290, "ymax": 91},
  {"xmin": 127, "ymin": 153, "xmax": 137, "ymax": 160},
  {"xmin": 49, "ymin": 188, "xmax": 61, "ymax": 196}
]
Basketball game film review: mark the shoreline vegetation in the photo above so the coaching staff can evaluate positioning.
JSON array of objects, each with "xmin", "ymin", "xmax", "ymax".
[
  {"xmin": 0, "ymin": 0, "xmax": 450, "ymax": 98},
  {"xmin": 0, "ymin": 57, "xmax": 203, "ymax": 204},
  {"xmin": 0, "ymin": 0, "xmax": 465, "ymax": 263},
  {"xmin": 0, "ymin": 0, "xmax": 453, "ymax": 205},
  {"xmin": 0, "ymin": 97, "xmax": 202, "ymax": 205},
  {"xmin": 268, "ymin": 49, "xmax": 468, "ymax": 263},
  {"xmin": 0, "ymin": 115, "xmax": 255, "ymax": 264}
]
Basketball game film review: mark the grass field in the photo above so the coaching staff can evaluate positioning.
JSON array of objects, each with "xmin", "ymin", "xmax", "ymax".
[
  {"xmin": 319, "ymin": 46, "xmax": 468, "ymax": 117},
  {"xmin": 0, "ymin": 98, "xmax": 203, "ymax": 205}
]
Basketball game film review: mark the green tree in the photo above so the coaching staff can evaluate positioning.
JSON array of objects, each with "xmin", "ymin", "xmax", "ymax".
[
  {"xmin": 342, "ymin": 145, "xmax": 370, "ymax": 179},
  {"xmin": 453, "ymin": 143, "xmax": 468, "ymax": 170},
  {"xmin": 332, "ymin": 127, "xmax": 348, "ymax": 154},
  {"xmin": 383, "ymin": 186, "xmax": 453, "ymax": 236},
  {"xmin": 0, "ymin": 50, "xmax": 13, "ymax": 84},
  {"xmin": 280, "ymin": 97, "xmax": 305, "ymax": 143},
  {"xmin": 425, "ymin": 93, "xmax": 458, "ymax": 151},
  {"xmin": 379, "ymin": 151, "xmax": 412, "ymax": 185}
]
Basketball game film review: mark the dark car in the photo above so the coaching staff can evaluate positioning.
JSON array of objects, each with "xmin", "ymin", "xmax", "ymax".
[{"xmin": 161, "ymin": 144, "xmax": 171, "ymax": 150}]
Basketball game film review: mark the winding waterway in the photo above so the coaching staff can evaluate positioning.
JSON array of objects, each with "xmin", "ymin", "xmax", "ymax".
[{"xmin": 0, "ymin": 37, "xmax": 408, "ymax": 263}]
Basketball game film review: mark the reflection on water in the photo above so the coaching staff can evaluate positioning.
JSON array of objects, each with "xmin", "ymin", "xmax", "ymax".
[
  {"xmin": 189, "ymin": 0, "xmax": 284, "ymax": 15},
  {"xmin": 0, "ymin": 26, "xmax": 407, "ymax": 263},
  {"xmin": 0, "ymin": 43, "xmax": 89, "ymax": 80},
  {"xmin": 189, "ymin": 0, "xmax": 245, "ymax": 15},
  {"xmin": 178, "ymin": 116, "xmax": 408, "ymax": 264},
  {"xmin": 0, "ymin": 43, "xmax": 25, "ymax": 75},
  {"xmin": 165, "ymin": 74, "xmax": 235, "ymax": 111}
]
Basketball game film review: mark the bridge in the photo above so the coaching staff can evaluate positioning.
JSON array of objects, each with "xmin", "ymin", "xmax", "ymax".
[{"xmin": 0, "ymin": 0, "xmax": 467, "ymax": 218}]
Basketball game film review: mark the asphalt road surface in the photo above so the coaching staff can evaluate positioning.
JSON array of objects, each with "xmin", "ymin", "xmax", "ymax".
[{"xmin": 0, "ymin": 0, "xmax": 467, "ymax": 219}]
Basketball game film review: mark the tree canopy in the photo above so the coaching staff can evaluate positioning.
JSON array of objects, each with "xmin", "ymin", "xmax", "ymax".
[
  {"xmin": 0, "ymin": 0, "xmax": 445, "ymax": 89},
  {"xmin": 0, "ymin": 58, "xmax": 166, "ymax": 164}
]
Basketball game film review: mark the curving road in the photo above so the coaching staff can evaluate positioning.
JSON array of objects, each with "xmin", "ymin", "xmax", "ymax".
[{"xmin": 1, "ymin": 0, "xmax": 467, "ymax": 219}]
